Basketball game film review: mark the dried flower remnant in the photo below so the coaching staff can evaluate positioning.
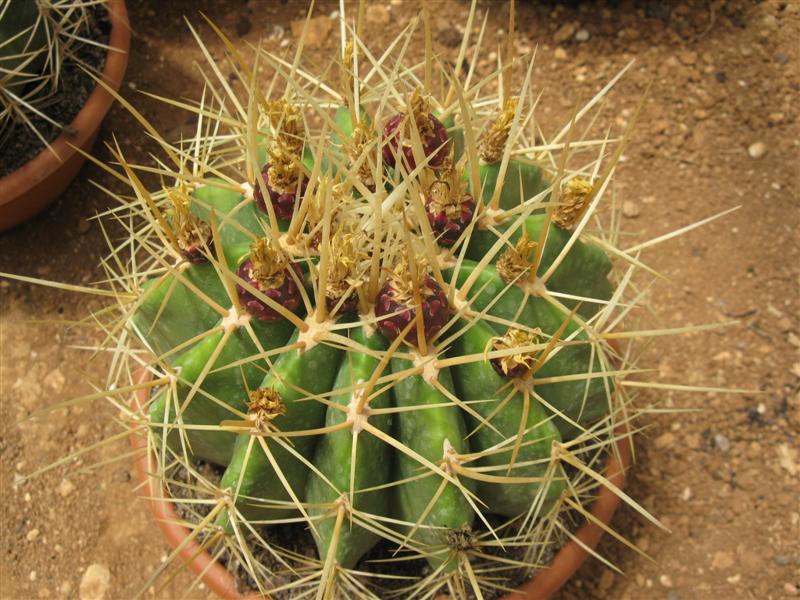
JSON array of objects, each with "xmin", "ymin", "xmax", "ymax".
[
  {"xmin": 487, "ymin": 327, "xmax": 543, "ymax": 378},
  {"xmin": 496, "ymin": 233, "xmax": 538, "ymax": 283},
  {"xmin": 552, "ymin": 177, "xmax": 594, "ymax": 230}
]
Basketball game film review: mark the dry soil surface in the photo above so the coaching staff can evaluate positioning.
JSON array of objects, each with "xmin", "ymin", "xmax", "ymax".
[{"xmin": 1, "ymin": 1, "xmax": 798, "ymax": 599}]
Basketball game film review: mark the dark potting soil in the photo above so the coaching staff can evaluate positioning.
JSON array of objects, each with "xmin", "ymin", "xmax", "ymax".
[
  {"xmin": 168, "ymin": 460, "xmax": 565, "ymax": 600},
  {"xmin": 0, "ymin": 4, "xmax": 111, "ymax": 178}
]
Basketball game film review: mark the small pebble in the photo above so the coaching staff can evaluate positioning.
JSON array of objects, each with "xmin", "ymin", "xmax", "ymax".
[
  {"xmin": 554, "ymin": 47, "xmax": 568, "ymax": 60},
  {"xmin": 774, "ymin": 52, "xmax": 789, "ymax": 65},
  {"xmin": 58, "ymin": 479, "xmax": 75, "ymax": 498},
  {"xmin": 622, "ymin": 200, "xmax": 640, "ymax": 218},
  {"xmin": 79, "ymin": 564, "xmax": 110, "ymax": 600},
  {"xmin": 554, "ymin": 23, "xmax": 576, "ymax": 44},
  {"xmin": 78, "ymin": 219, "xmax": 91, "ymax": 234},
  {"xmin": 575, "ymin": 28, "xmax": 590, "ymax": 42},
  {"xmin": 774, "ymin": 555, "xmax": 790, "ymax": 566},
  {"xmin": 747, "ymin": 142, "xmax": 767, "ymax": 159},
  {"xmin": 655, "ymin": 432, "xmax": 675, "ymax": 448},
  {"xmin": 784, "ymin": 583, "xmax": 798, "ymax": 597},
  {"xmin": 60, "ymin": 581, "xmax": 72, "ymax": 596},
  {"xmin": 29, "ymin": 571, "xmax": 37, "ymax": 582},
  {"xmin": 659, "ymin": 574, "xmax": 673, "ymax": 588},
  {"xmin": 26, "ymin": 528, "xmax": 40, "ymax": 542},
  {"xmin": 596, "ymin": 569, "xmax": 615, "ymax": 591},
  {"xmin": 714, "ymin": 433, "xmax": 731, "ymax": 452},
  {"xmin": 712, "ymin": 550, "xmax": 734, "ymax": 570},
  {"xmin": 667, "ymin": 592, "xmax": 681, "ymax": 600}
]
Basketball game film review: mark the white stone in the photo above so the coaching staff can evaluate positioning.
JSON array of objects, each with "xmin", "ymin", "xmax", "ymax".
[
  {"xmin": 58, "ymin": 479, "xmax": 75, "ymax": 498},
  {"xmin": 747, "ymin": 142, "xmax": 767, "ymax": 159},
  {"xmin": 622, "ymin": 200, "xmax": 640, "ymax": 218},
  {"xmin": 79, "ymin": 564, "xmax": 110, "ymax": 600}
]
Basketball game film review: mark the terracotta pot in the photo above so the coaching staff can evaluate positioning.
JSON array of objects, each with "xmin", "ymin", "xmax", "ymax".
[
  {"xmin": 131, "ymin": 369, "xmax": 632, "ymax": 600},
  {"xmin": 0, "ymin": 0, "xmax": 130, "ymax": 231}
]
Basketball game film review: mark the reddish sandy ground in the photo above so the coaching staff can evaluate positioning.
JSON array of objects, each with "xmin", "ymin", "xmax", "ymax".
[{"xmin": 1, "ymin": 1, "xmax": 798, "ymax": 599}]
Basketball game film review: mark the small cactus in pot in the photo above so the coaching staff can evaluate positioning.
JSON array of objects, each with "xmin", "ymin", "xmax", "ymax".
[{"xmin": 0, "ymin": 0, "xmax": 109, "ymax": 146}]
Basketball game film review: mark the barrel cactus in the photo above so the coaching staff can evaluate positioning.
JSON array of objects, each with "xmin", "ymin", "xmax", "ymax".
[{"xmin": 10, "ymin": 2, "xmax": 714, "ymax": 598}]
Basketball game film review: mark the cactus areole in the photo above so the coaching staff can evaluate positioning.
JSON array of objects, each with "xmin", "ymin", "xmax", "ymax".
[{"xmin": 110, "ymin": 6, "xmax": 657, "ymax": 599}]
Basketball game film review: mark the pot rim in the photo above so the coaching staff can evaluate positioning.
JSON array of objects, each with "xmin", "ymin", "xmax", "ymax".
[
  {"xmin": 0, "ymin": 0, "xmax": 130, "ymax": 228},
  {"xmin": 130, "ymin": 366, "xmax": 632, "ymax": 600}
]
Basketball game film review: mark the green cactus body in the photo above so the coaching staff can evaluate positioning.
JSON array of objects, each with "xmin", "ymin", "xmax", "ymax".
[
  {"xmin": 130, "ymin": 264, "xmax": 230, "ymax": 360},
  {"xmin": 390, "ymin": 359, "xmax": 475, "ymax": 570},
  {"xmin": 331, "ymin": 104, "xmax": 371, "ymax": 147},
  {"xmin": 129, "ymin": 181, "xmax": 266, "ymax": 360},
  {"xmin": 305, "ymin": 325, "xmax": 393, "ymax": 568},
  {"xmin": 0, "ymin": 0, "xmax": 47, "ymax": 97},
  {"xmin": 476, "ymin": 159, "xmax": 548, "ymax": 210},
  {"xmin": 466, "ymin": 214, "xmax": 613, "ymax": 317},
  {"xmin": 216, "ymin": 331, "xmax": 343, "ymax": 530},
  {"xmin": 449, "ymin": 319, "xmax": 564, "ymax": 516},
  {"xmin": 190, "ymin": 180, "xmax": 264, "ymax": 247},
  {"xmin": 445, "ymin": 261, "xmax": 537, "ymax": 331},
  {"xmin": 441, "ymin": 113, "xmax": 464, "ymax": 162},
  {"xmin": 148, "ymin": 318, "xmax": 295, "ymax": 466},
  {"xmin": 449, "ymin": 260, "xmax": 612, "ymax": 438}
]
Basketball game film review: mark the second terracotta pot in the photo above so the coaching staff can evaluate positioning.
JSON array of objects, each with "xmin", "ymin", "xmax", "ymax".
[{"xmin": 0, "ymin": 0, "xmax": 130, "ymax": 231}]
